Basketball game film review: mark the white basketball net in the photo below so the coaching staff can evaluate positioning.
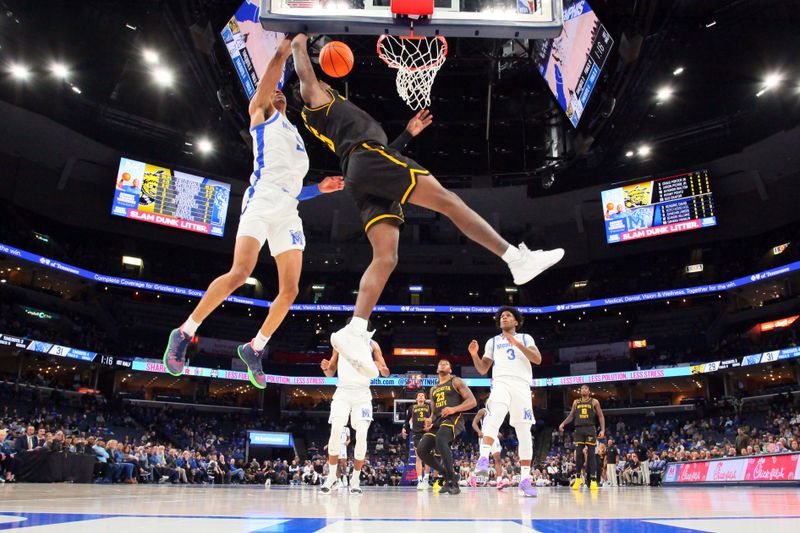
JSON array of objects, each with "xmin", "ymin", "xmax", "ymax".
[{"xmin": 377, "ymin": 35, "xmax": 448, "ymax": 110}]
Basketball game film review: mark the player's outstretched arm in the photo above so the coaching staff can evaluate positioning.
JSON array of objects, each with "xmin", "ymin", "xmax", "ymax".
[
  {"xmin": 291, "ymin": 34, "xmax": 332, "ymax": 108},
  {"xmin": 559, "ymin": 401, "xmax": 576, "ymax": 432},
  {"xmin": 388, "ymin": 109, "xmax": 433, "ymax": 152},
  {"xmin": 249, "ymin": 36, "xmax": 292, "ymax": 124},
  {"xmin": 296, "ymin": 176, "xmax": 344, "ymax": 202},
  {"xmin": 371, "ymin": 341, "xmax": 390, "ymax": 377},
  {"xmin": 468, "ymin": 340, "xmax": 493, "ymax": 375}
]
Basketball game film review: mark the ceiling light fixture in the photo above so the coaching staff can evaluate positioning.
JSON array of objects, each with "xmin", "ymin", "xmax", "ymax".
[
  {"xmin": 656, "ymin": 86, "xmax": 673, "ymax": 102},
  {"xmin": 152, "ymin": 66, "xmax": 174, "ymax": 87},
  {"xmin": 50, "ymin": 62, "xmax": 69, "ymax": 80},
  {"xmin": 143, "ymin": 49, "xmax": 160, "ymax": 65},
  {"xmin": 637, "ymin": 144, "xmax": 652, "ymax": 157},
  {"xmin": 197, "ymin": 138, "xmax": 214, "ymax": 154},
  {"xmin": 8, "ymin": 63, "xmax": 30, "ymax": 80},
  {"xmin": 673, "ymin": 67, "xmax": 684, "ymax": 76}
]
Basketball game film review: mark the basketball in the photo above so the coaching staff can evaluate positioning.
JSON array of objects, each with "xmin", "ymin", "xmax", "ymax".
[{"xmin": 320, "ymin": 41, "xmax": 354, "ymax": 78}]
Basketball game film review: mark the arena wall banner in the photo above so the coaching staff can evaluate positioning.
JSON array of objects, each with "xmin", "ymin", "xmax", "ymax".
[
  {"xmin": 2, "ymin": 241, "xmax": 800, "ymax": 316},
  {"xmin": 662, "ymin": 453, "xmax": 800, "ymax": 485},
  {"xmin": 4, "ymin": 330, "xmax": 800, "ymax": 388}
]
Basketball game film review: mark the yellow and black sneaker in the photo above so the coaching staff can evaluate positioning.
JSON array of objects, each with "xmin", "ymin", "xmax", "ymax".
[{"xmin": 432, "ymin": 479, "xmax": 444, "ymax": 493}]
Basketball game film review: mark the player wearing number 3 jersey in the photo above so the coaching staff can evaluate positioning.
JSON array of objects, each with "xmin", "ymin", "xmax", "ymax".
[{"xmin": 469, "ymin": 306, "xmax": 541, "ymax": 497}]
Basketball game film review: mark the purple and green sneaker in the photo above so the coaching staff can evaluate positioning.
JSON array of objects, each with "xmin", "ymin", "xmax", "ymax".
[
  {"xmin": 163, "ymin": 328, "xmax": 191, "ymax": 377},
  {"xmin": 237, "ymin": 342, "xmax": 267, "ymax": 389}
]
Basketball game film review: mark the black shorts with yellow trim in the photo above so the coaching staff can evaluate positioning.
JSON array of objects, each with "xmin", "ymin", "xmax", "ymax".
[
  {"xmin": 574, "ymin": 427, "xmax": 597, "ymax": 446},
  {"xmin": 344, "ymin": 141, "xmax": 431, "ymax": 233},
  {"xmin": 432, "ymin": 414, "xmax": 465, "ymax": 441},
  {"xmin": 413, "ymin": 431, "xmax": 426, "ymax": 450}
]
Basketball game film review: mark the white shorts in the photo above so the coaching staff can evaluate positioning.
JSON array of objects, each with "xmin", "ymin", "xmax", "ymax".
[
  {"xmin": 479, "ymin": 438, "xmax": 502, "ymax": 455},
  {"xmin": 329, "ymin": 387, "xmax": 373, "ymax": 426},
  {"xmin": 338, "ymin": 448, "xmax": 348, "ymax": 460},
  {"xmin": 236, "ymin": 193, "xmax": 305, "ymax": 257},
  {"xmin": 487, "ymin": 378, "xmax": 535, "ymax": 427}
]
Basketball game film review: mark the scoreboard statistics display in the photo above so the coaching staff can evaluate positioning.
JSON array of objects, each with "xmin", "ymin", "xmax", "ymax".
[
  {"xmin": 602, "ymin": 170, "xmax": 717, "ymax": 244},
  {"xmin": 111, "ymin": 158, "xmax": 230, "ymax": 237}
]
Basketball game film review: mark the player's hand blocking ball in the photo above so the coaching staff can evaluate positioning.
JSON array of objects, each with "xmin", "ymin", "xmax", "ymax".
[{"xmin": 320, "ymin": 41, "xmax": 354, "ymax": 78}]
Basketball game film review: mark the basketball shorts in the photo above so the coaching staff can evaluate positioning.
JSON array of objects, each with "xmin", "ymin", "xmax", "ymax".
[
  {"xmin": 329, "ymin": 387, "xmax": 373, "ymax": 426},
  {"xmin": 338, "ymin": 446, "xmax": 348, "ymax": 460},
  {"xmin": 430, "ymin": 414, "xmax": 465, "ymax": 439},
  {"xmin": 343, "ymin": 141, "xmax": 431, "ymax": 233},
  {"xmin": 574, "ymin": 426, "xmax": 597, "ymax": 446},
  {"xmin": 479, "ymin": 437, "xmax": 502, "ymax": 455},
  {"xmin": 487, "ymin": 377, "xmax": 535, "ymax": 427},
  {"xmin": 237, "ymin": 192, "xmax": 305, "ymax": 256},
  {"xmin": 413, "ymin": 432, "xmax": 425, "ymax": 451}
]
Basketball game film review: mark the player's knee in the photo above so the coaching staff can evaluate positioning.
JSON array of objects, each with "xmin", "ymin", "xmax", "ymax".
[
  {"xmin": 228, "ymin": 265, "xmax": 251, "ymax": 287},
  {"xmin": 372, "ymin": 251, "xmax": 398, "ymax": 272},
  {"xmin": 276, "ymin": 284, "xmax": 300, "ymax": 303}
]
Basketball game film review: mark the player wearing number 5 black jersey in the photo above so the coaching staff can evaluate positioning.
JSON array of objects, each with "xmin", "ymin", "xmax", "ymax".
[
  {"xmin": 470, "ymin": 306, "xmax": 541, "ymax": 497},
  {"xmin": 559, "ymin": 384, "xmax": 606, "ymax": 490}
]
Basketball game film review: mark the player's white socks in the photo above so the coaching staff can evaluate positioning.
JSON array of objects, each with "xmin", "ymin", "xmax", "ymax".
[
  {"xmin": 351, "ymin": 469, "xmax": 361, "ymax": 486},
  {"xmin": 182, "ymin": 316, "xmax": 201, "ymax": 337},
  {"xmin": 348, "ymin": 317, "xmax": 369, "ymax": 332},
  {"xmin": 501, "ymin": 245, "xmax": 522, "ymax": 264},
  {"xmin": 521, "ymin": 466, "xmax": 531, "ymax": 479},
  {"xmin": 479, "ymin": 443, "xmax": 492, "ymax": 459},
  {"xmin": 252, "ymin": 332, "xmax": 270, "ymax": 351},
  {"xmin": 323, "ymin": 473, "xmax": 337, "ymax": 488}
]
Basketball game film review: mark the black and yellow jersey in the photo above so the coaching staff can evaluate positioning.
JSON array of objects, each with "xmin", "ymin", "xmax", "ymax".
[
  {"xmin": 408, "ymin": 403, "xmax": 432, "ymax": 433},
  {"xmin": 574, "ymin": 398, "xmax": 597, "ymax": 427},
  {"xmin": 301, "ymin": 88, "xmax": 388, "ymax": 164},
  {"xmin": 430, "ymin": 378, "xmax": 462, "ymax": 420}
]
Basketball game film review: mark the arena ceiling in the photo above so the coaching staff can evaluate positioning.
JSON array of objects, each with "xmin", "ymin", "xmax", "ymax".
[{"xmin": 1, "ymin": 0, "xmax": 798, "ymax": 194}]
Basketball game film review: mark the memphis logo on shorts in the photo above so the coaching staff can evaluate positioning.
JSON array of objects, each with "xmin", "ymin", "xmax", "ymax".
[
  {"xmin": 290, "ymin": 230, "xmax": 304, "ymax": 246},
  {"xmin": 523, "ymin": 409, "xmax": 533, "ymax": 421},
  {"xmin": 362, "ymin": 408, "xmax": 371, "ymax": 418}
]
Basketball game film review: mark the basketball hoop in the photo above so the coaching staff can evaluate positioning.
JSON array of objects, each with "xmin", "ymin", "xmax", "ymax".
[{"xmin": 377, "ymin": 31, "xmax": 448, "ymax": 110}]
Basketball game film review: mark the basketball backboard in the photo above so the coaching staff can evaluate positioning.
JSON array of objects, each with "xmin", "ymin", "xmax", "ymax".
[{"xmin": 260, "ymin": 0, "xmax": 563, "ymax": 39}]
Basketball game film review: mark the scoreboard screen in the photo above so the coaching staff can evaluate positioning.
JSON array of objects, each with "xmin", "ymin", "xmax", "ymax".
[
  {"xmin": 111, "ymin": 157, "xmax": 230, "ymax": 237},
  {"xmin": 220, "ymin": 1, "xmax": 292, "ymax": 100},
  {"xmin": 602, "ymin": 170, "xmax": 717, "ymax": 244}
]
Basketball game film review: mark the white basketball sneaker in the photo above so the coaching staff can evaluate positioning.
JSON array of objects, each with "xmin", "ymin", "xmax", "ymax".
[
  {"xmin": 508, "ymin": 244, "xmax": 565, "ymax": 285},
  {"xmin": 330, "ymin": 327, "xmax": 379, "ymax": 378}
]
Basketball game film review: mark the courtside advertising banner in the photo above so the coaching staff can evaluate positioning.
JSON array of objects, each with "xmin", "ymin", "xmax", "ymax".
[{"xmin": 663, "ymin": 453, "xmax": 800, "ymax": 484}]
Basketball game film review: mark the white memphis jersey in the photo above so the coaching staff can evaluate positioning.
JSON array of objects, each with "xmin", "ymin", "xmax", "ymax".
[
  {"xmin": 247, "ymin": 110, "xmax": 309, "ymax": 201},
  {"xmin": 484, "ymin": 333, "xmax": 535, "ymax": 385},
  {"xmin": 340, "ymin": 427, "xmax": 350, "ymax": 445},
  {"xmin": 335, "ymin": 341, "xmax": 374, "ymax": 390}
]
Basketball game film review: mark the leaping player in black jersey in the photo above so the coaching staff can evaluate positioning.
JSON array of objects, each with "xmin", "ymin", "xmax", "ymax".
[
  {"xmin": 291, "ymin": 33, "xmax": 565, "ymax": 378},
  {"xmin": 559, "ymin": 384, "xmax": 605, "ymax": 490}
]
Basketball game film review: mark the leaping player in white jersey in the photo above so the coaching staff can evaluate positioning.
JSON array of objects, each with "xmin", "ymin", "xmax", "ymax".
[
  {"xmin": 469, "ymin": 306, "xmax": 542, "ymax": 497},
  {"xmin": 320, "ymin": 320, "xmax": 390, "ymax": 494},
  {"xmin": 163, "ymin": 36, "xmax": 345, "ymax": 388}
]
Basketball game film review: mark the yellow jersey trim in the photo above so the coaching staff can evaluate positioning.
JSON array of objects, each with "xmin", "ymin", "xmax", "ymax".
[{"xmin": 365, "ymin": 214, "xmax": 404, "ymax": 233}]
